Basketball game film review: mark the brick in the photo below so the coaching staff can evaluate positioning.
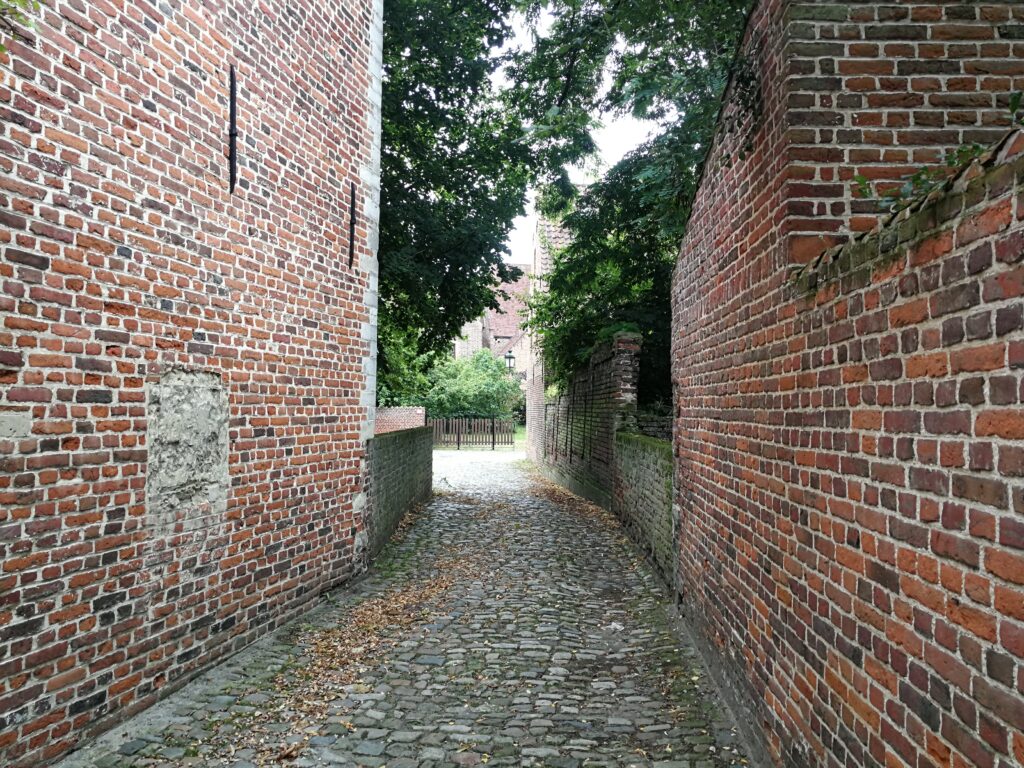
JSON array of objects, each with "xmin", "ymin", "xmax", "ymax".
[
  {"xmin": 5, "ymin": 248, "xmax": 50, "ymax": 271},
  {"xmin": 664, "ymin": 7, "xmax": 1024, "ymax": 768},
  {"xmin": 0, "ymin": 0, "xmax": 383, "ymax": 764},
  {"xmin": 977, "ymin": 411, "xmax": 1024, "ymax": 439},
  {"xmin": 951, "ymin": 475, "xmax": 1008, "ymax": 509},
  {"xmin": 987, "ymin": 549, "xmax": 1024, "ymax": 585}
]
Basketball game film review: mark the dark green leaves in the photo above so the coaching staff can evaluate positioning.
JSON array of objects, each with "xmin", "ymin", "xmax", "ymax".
[
  {"xmin": 518, "ymin": 0, "xmax": 754, "ymax": 397},
  {"xmin": 379, "ymin": 0, "xmax": 532, "ymax": 369}
]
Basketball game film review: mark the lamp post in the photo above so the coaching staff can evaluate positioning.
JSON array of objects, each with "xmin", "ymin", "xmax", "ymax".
[{"xmin": 505, "ymin": 350, "xmax": 515, "ymax": 371}]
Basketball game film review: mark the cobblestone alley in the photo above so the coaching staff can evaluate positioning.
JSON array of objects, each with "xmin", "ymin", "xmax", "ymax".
[{"xmin": 58, "ymin": 452, "xmax": 753, "ymax": 768}]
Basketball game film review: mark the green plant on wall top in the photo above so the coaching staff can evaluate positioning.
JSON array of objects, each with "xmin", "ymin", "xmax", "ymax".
[
  {"xmin": 853, "ymin": 143, "xmax": 988, "ymax": 215},
  {"xmin": 0, "ymin": 0, "xmax": 38, "ymax": 54},
  {"xmin": 794, "ymin": 92, "xmax": 1024, "ymax": 293},
  {"xmin": 853, "ymin": 92, "xmax": 1024, "ymax": 215}
]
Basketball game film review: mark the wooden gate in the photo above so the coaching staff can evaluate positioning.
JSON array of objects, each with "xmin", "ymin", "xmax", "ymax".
[{"xmin": 428, "ymin": 417, "xmax": 516, "ymax": 449}]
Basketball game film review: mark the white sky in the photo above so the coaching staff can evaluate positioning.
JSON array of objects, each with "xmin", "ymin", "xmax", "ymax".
[
  {"xmin": 498, "ymin": 12, "xmax": 657, "ymax": 268},
  {"xmin": 504, "ymin": 116, "xmax": 654, "ymax": 267}
]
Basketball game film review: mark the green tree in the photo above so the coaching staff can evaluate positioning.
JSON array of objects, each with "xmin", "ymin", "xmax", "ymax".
[
  {"xmin": 375, "ymin": 324, "xmax": 439, "ymax": 407},
  {"xmin": 515, "ymin": 0, "xmax": 754, "ymax": 398},
  {"xmin": 380, "ymin": 0, "xmax": 525, "ymax": 365},
  {"xmin": 377, "ymin": 0, "xmax": 599, "ymax": 401},
  {"xmin": 421, "ymin": 351, "xmax": 523, "ymax": 418}
]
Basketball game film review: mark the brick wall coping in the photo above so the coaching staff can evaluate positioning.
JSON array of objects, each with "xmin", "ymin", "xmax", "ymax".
[
  {"xmin": 371, "ymin": 425, "xmax": 432, "ymax": 441},
  {"xmin": 795, "ymin": 129, "xmax": 1024, "ymax": 292}
]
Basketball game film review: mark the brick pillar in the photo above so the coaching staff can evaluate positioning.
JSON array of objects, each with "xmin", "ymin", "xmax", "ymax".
[{"xmin": 610, "ymin": 331, "xmax": 642, "ymax": 432}]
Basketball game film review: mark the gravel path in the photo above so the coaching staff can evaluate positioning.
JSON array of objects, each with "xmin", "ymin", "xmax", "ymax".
[{"xmin": 58, "ymin": 451, "xmax": 751, "ymax": 768}]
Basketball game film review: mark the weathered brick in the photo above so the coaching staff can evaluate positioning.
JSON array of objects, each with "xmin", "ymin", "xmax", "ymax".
[
  {"xmin": 0, "ymin": 1, "xmax": 384, "ymax": 765},
  {"xmin": 666, "ymin": 4, "xmax": 1024, "ymax": 768}
]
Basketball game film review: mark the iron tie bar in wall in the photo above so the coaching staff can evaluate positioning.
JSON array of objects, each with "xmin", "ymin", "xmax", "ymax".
[
  {"xmin": 349, "ymin": 181, "xmax": 357, "ymax": 268},
  {"xmin": 228, "ymin": 65, "xmax": 238, "ymax": 193}
]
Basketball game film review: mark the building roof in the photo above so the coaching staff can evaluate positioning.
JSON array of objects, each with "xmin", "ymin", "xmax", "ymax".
[{"xmin": 534, "ymin": 219, "xmax": 571, "ymax": 277}]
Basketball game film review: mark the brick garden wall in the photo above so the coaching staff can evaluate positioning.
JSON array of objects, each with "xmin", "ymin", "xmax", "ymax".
[
  {"xmin": 672, "ymin": 3, "xmax": 1024, "ymax": 767},
  {"xmin": 0, "ymin": 1, "xmax": 383, "ymax": 765},
  {"xmin": 612, "ymin": 432, "xmax": 675, "ymax": 586},
  {"xmin": 365, "ymin": 427, "xmax": 432, "ymax": 557},
  {"xmin": 374, "ymin": 407, "xmax": 426, "ymax": 435},
  {"xmin": 538, "ymin": 333, "xmax": 640, "ymax": 508},
  {"xmin": 525, "ymin": 355, "xmax": 545, "ymax": 463},
  {"xmin": 537, "ymin": 335, "xmax": 678, "ymax": 590}
]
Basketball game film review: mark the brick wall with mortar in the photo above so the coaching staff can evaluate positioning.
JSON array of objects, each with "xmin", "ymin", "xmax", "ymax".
[
  {"xmin": 374, "ymin": 406, "xmax": 426, "ymax": 435},
  {"xmin": 0, "ymin": 0, "xmax": 383, "ymax": 765},
  {"xmin": 612, "ymin": 432, "xmax": 675, "ymax": 586},
  {"xmin": 525, "ymin": 359, "xmax": 545, "ymax": 462},
  {"xmin": 364, "ymin": 426, "xmax": 432, "ymax": 557},
  {"xmin": 525, "ymin": 218, "xmax": 570, "ymax": 462},
  {"xmin": 673, "ymin": 2, "xmax": 1024, "ymax": 766},
  {"xmin": 539, "ymin": 332, "xmax": 640, "ymax": 509},
  {"xmin": 773, "ymin": 1, "xmax": 1023, "ymax": 262}
]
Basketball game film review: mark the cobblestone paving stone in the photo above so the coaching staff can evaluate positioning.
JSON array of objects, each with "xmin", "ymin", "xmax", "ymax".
[{"xmin": 58, "ymin": 451, "xmax": 752, "ymax": 768}]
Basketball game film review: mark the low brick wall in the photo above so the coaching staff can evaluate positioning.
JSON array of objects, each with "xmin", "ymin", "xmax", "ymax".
[
  {"xmin": 365, "ymin": 427, "xmax": 433, "ymax": 556},
  {"xmin": 375, "ymin": 406, "xmax": 427, "ymax": 434},
  {"xmin": 636, "ymin": 412, "xmax": 673, "ymax": 441},
  {"xmin": 613, "ymin": 432, "xmax": 676, "ymax": 585}
]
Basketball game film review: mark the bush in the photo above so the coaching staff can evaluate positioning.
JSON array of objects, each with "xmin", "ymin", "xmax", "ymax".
[{"xmin": 422, "ymin": 351, "xmax": 523, "ymax": 419}]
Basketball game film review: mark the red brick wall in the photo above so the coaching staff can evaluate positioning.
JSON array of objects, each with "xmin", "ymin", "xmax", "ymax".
[
  {"xmin": 0, "ymin": 0, "xmax": 382, "ymax": 764},
  {"xmin": 539, "ymin": 333, "xmax": 640, "ymax": 509},
  {"xmin": 780, "ymin": 1, "xmax": 1021, "ymax": 260},
  {"xmin": 374, "ymin": 406, "xmax": 426, "ymax": 434},
  {"xmin": 673, "ymin": 3, "xmax": 1024, "ymax": 767},
  {"xmin": 525, "ymin": 360, "xmax": 546, "ymax": 462}
]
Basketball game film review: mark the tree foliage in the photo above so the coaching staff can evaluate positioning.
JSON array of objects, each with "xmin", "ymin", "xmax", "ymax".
[
  {"xmin": 515, "ymin": 0, "xmax": 755, "ymax": 397},
  {"xmin": 378, "ymin": 0, "xmax": 755, "ymax": 403},
  {"xmin": 377, "ymin": 0, "xmax": 605, "ymax": 402},
  {"xmin": 0, "ymin": 0, "xmax": 38, "ymax": 54},
  {"xmin": 421, "ymin": 351, "xmax": 524, "ymax": 418},
  {"xmin": 380, "ymin": 0, "xmax": 530, "ymax": 383}
]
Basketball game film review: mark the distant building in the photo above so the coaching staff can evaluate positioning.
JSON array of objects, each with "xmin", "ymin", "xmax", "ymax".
[
  {"xmin": 453, "ymin": 273, "xmax": 531, "ymax": 385},
  {"xmin": 525, "ymin": 219, "xmax": 571, "ymax": 459}
]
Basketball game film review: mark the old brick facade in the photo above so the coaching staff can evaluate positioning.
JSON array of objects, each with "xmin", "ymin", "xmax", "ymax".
[
  {"xmin": 673, "ymin": 3, "xmax": 1024, "ymax": 767},
  {"xmin": 0, "ymin": 0, "xmax": 383, "ymax": 764},
  {"xmin": 525, "ymin": 218, "xmax": 570, "ymax": 462}
]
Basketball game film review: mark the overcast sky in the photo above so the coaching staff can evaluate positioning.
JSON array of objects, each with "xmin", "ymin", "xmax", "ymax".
[
  {"xmin": 499, "ymin": 13, "xmax": 657, "ymax": 268},
  {"xmin": 504, "ymin": 116, "xmax": 654, "ymax": 267}
]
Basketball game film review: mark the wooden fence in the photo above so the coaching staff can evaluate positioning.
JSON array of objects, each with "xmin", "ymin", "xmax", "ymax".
[{"xmin": 428, "ymin": 417, "xmax": 516, "ymax": 449}]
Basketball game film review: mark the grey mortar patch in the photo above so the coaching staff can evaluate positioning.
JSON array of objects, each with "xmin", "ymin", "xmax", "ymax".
[{"xmin": 145, "ymin": 369, "xmax": 229, "ymax": 534}]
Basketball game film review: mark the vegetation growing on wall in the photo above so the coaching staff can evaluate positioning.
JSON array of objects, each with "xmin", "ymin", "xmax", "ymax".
[{"xmin": 0, "ymin": 0, "xmax": 37, "ymax": 53}]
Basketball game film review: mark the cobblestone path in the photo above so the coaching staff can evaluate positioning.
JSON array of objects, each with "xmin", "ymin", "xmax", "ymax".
[{"xmin": 59, "ymin": 452, "xmax": 752, "ymax": 768}]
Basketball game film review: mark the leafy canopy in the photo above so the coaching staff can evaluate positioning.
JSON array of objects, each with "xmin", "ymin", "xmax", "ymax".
[
  {"xmin": 515, "ymin": 0, "xmax": 754, "ymax": 396},
  {"xmin": 378, "ymin": 0, "xmax": 754, "ymax": 402},
  {"xmin": 421, "ymin": 350, "xmax": 524, "ymax": 418},
  {"xmin": 377, "ymin": 0, "xmax": 611, "ymax": 403}
]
